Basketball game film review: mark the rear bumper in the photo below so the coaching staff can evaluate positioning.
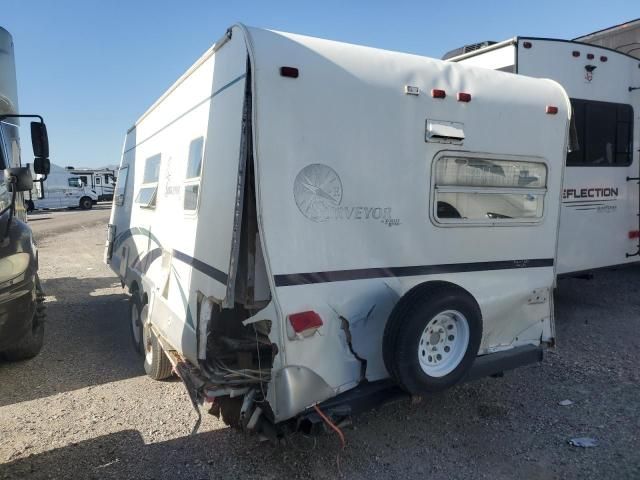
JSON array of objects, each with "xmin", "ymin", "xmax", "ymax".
[{"xmin": 301, "ymin": 345, "xmax": 544, "ymax": 422}]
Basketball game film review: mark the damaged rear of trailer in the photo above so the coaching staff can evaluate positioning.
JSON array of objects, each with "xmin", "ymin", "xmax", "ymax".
[{"xmin": 105, "ymin": 24, "xmax": 570, "ymax": 436}]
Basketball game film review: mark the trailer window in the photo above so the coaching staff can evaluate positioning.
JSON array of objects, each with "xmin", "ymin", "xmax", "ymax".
[
  {"xmin": 114, "ymin": 165, "xmax": 128, "ymax": 206},
  {"xmin": 137, "ymin": 154, "xmax": 161, "ymax": 208},
  {"xmin": 567, "ymin": 99, "xmax": 633, "ymax": 167},
  {"xmin": 184, "ymin": 137, "xmax": 203, "ymax": 211},
  {"xmin": 143, "ymin": 154, "xmax": 161, "ymax": 183},
  {"xmin": 434, "ymin": 156, "xmax": 547, "ymax": 224}
]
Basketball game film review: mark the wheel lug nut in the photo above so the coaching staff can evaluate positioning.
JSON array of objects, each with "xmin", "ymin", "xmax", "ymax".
[
  {"xmin": 444, "ymin": 346, "xmax": 450, "ymax": 353},
  {"xmin": 448, "ymin": 335, "xmax": 454, "ymax": 341}
]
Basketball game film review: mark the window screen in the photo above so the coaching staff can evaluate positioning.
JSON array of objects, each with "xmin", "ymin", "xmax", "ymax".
[
  {"xmin": 186, "ymin": 137, "xmax": 204, "ymax": 179},
  {"xmin": 434, "ymin": 156, "xmax": 547, "ymax": 223},
  {"xmin": 567, "ymin": 99, "xmax": 633, "ymax": 167},
  {"xmin": 143, "ymin": 154, "xmax": 161, "ymax": 183}
]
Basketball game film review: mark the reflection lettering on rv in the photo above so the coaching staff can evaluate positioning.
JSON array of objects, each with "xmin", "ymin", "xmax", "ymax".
[{"xmin": 563, "ymin": 187, "xmax": 618, "ymax": 199}]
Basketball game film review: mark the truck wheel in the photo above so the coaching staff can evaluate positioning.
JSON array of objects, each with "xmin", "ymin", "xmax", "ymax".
[
  {"xmin": 3, "ymin": 279, "xmax": 45, "ymax": 361},
  {"xmin": 129, "ymin": 293, "xmax": 144, "ymax": 355},
  {"xmin": 142, "ymin": 323, "xmax": 173, "ymax": 380},
  {"xmin": 382, "ymin": 284, "xmax": 482, "ymax": 394},
  {"xmin": 25, "ymin": 200, "xmax": 35, "ymax": 212},
  {"xmin": 79, "ymin": 197, "xmax": 93, "ymax": 210}
]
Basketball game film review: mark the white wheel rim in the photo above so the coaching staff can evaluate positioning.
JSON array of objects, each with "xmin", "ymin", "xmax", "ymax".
[
  {"xmin": 141, "ymin": 305, "xmax": 153, "ymax": 364},
  {"xmin": 418, "ymin": 309, "xmax": 470, "ymax": 378},
  {"xmin": 131, "ymin": 303, "xmax": 141, "ymax": 344}
]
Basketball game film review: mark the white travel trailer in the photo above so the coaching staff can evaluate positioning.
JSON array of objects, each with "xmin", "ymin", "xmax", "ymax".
[
  {"xmin": 27, "ymin": 164, "xmax": 98, "ymax": 210},
  {"xmin": 106, "ymin": 25, "xmax": 570, "ymax": 434},
  {"xmin": 445, "ymin": 37, "xmax": 640, "ymax": 275},
  {"xmin": 67, "ymin": 167, "xmax": 116, "ymax": 201}
]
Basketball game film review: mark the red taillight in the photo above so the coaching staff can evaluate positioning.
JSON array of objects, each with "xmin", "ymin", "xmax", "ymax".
[
  {"xmin": 457, "ymin": 92, "xmax": 472, "ymax": 102},
  {"xmin": 546, "ymin": 105, "xmax": 558, "ymax": 114},
  {"xmin": 572, "ymin": 51, "xmax": 580, "ymax": 57},
  {"xmin": 600, "ymin": 56, "xmax": 608, "ymax": 62},
  {"xmin": 523, "ymin": 41, "xmax": 532, "ymax": 49},
  {"xmin": 280, "ymin": 66, "xmax": 299, "ymax": 78},
  {"xmin": 431, "ymin": 89, "xmax": 446, "ymax": 99},
  {"xmin": 289, "ymin": 311, "xmax": 323, "ymax": 334},
  {"xmin": 587, "ymin": 53, "xmax": 595, "ymax": 60},
  {"xmin": 629, "ymin": 230, "xmax": 640, "ymax": 239}
]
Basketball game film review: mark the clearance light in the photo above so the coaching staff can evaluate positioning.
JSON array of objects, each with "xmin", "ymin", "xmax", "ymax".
[
  {"xmin": 600, "ymin": 56, "xmax": 608, "ymax": 62},
  {"xmin": 572, "ymin": 51, "xmax": 580, "ymax": 57},
  {"xmin": 587, "ymin": 53, "xmax": 595, "ymax": 60},
  {"xmin": 431, "ymin": 89, "xmax": 446, "ymax": 99},
  {"xmin": 457, "ymin": 92, "xmax": 472, "ymax": 102},
  {"xmin": 629, "ymin": 230, "xmax": 640, "ymax": 239},
  {"xmin": 523, "ymin": 41, "xmax": 532, "ymax": 49},
  {"xmin": 280, "ymin": 66, "xmax": 299, "ymax": 78},
  {"xmin": 546, "ymin": 106, "xmax": 558, "ymax": 115},
  {"xmin": 289, "ymin": 311, "xmax": 323, "ymax": 335}
]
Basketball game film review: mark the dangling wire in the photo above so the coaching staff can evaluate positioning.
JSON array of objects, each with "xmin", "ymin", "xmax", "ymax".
[{"xmin": 313, "ymin": 403, "xmax": 346, "ymax": 449}]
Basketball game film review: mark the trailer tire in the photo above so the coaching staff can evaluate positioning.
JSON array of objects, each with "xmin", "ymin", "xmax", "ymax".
[
  {"xmin": 3, "ymin": 278, "xmax": 45, "ymax": 361},
  {"xmin": 79, "ymin": 197, "xmax": 93, "ymax": 210},
  {"xmin": 129, "ymin": 293, "xmax": 145, "ymax": 355},
  {"xmin": 143, "ymin": 324, "xmax": 173, "ymax": 380},
  {"xmin": 382, "ymin": 283, "xmax": 482, "ymax": 394},
  {"xmin": 25, "ymin": 200, "xmax": 35, "ymax": 212}
]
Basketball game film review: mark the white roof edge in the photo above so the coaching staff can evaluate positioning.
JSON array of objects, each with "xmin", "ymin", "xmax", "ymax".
[
  {"xmin": 446, "ymin": 38, "xmax": 517, "ymax": 62},
  {"xmin": 128, "ymin": 23, "xmax": 244, "ymax": 133}
]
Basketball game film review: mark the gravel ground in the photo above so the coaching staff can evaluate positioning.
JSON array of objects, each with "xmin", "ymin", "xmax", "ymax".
[{"xmin": 0, "ymin": 217, "xmax": 639, "ymax": 479}]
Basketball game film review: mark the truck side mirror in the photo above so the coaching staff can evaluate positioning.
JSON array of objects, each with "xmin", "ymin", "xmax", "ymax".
[
  {"xmin": 33, "ymin": 157, "xmax": 50, "ymax": 176},
  {"xmin": 30, "ymin": 121, "xmax": 49, "ymax": 159}
]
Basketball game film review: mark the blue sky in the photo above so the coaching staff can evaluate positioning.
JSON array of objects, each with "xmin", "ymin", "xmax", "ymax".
[{"xmin": 2, "ymin": 0, "xmax": 637, "ymax": 168}]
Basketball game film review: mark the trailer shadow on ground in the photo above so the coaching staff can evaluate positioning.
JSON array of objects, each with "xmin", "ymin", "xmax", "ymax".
[{"xmin": 0, "ymin": 275, "xmax": 142, "ymax": 408}]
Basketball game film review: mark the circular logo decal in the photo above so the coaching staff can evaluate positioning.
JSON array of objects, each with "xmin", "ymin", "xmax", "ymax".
[{"xmin": 293, "ymin": 164, "xmax": 343, "ymax": 222}]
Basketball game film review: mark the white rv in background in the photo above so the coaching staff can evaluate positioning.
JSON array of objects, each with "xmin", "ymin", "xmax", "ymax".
[
  {"xmin": 106, "ymin": 25, "xmax": 570, "ymax": 435},
  {"xmin": 445, "ymin": 37, "xmax": 640, "ymax": 276},
  {"xmin": 27, "ymin": 164, "xmax": 98, "ymax": 210},
  {"xmin": 66, "ymin": 167, "xmax": 116, "ymax": 201}
]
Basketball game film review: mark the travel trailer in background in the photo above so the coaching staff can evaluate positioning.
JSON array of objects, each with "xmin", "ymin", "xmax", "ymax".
[
  {"xmin": 66, "ymin": 167, "xmax": 116, "ymax": 201},
  {"xmin": 26, "ymin": 164, "xmax": 98, "ymax": 211},
  {"xmin": 445, "ymin": 35, "xmax": 640, "ymax": 276},
  {"xmin": 575, "ymin": 18, "xmax": 640, "ymax": 59},
  {"xmin": 106, "ymin": 24, "xmax": 570, "ymax": 435},
  {"xmin": 0, "ymin": 26, "xmax": 50, "ymax": 360}
]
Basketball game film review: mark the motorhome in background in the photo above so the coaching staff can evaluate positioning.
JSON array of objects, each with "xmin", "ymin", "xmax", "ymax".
[
  {"xmin": 106, "ymin": 24, "xmax": 570, "ymax": 434},
  {"xmin": 26, "ymin": 163, "xmax": 98, "ymax": 211},
  {"xmin": 444, "ymin": 31, "xmax": 640, "ymax": 276},
  {"xmin": 0, "ymin": 26, "xmax": 50, "ymax": 361},
  {"xmin": 66, "ymin": 167, "xmax": 116, "ymax": 201}
]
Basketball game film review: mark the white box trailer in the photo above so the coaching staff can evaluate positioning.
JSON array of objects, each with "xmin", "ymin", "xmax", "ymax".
[
  {"xmin": 445, "ymin": 37, "xmax": 640, "ymax": 276},
  {"xmin": 105, "ymin": 24, "xmax": 570, "ymax": 434},
  {"xmin": 26, "ymin": 164, "xmax": 98, "ymax": 210}
]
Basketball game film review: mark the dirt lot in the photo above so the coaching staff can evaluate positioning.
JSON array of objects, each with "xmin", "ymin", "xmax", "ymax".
[{"xmin": 0, "ymin": 211, "xmax": 639, "ymax": 479}]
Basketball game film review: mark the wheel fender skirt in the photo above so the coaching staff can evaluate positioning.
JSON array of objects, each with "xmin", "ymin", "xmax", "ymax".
[{"xmin": 269, "ymin": 366, "xmax": 334, "ymax": 423}]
